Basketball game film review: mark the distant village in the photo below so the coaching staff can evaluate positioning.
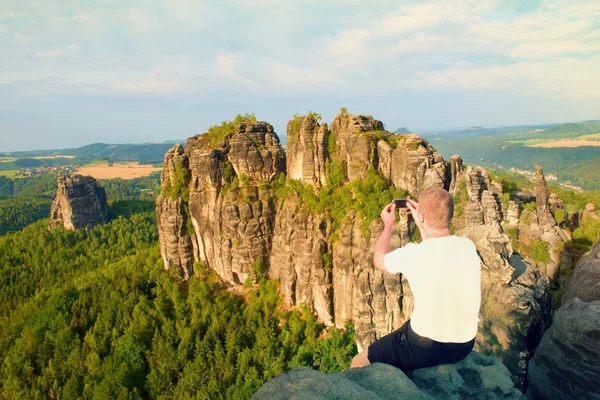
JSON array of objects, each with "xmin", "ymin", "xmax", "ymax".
[
  {"xmin": 507, "ymin": 167, "xmax": 583, "ymax": 192},
  {"xmin": 14, "ymin": 164, "xmax": 80, "ymax": 179}
]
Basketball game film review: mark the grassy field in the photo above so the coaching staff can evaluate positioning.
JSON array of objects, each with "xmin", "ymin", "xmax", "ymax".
[
  {"xmin": 0, "ymin": 170, "xmax": 19, "ymax": 178},
  {"xmin": 75, "ymin": 162, "xmax": 161, "ymax": 179},
  {"xmin": 528, "ymin": 140, "xmax": 600, "ymax": 148}
]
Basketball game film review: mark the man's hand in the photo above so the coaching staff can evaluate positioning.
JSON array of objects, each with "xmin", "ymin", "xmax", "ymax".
[
  {"xmin": 380, "ymin": 203, "xmax": 396, "ymax": 228},
  {"xmin": 406, "ymin": 199, "xmax": 419, "ymax": 216}
]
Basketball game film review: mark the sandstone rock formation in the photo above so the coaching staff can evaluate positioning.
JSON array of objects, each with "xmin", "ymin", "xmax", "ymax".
[
  {"xmin": 507, "ymin": 201, "xmax": 519, "ymax": 226},
  {"xmin": 155, "ymin": 144, "xmax": 194, "ymax": 280},
  {"xmin": 527, "ymin": 298, "xmax": 600, "ymax": 400},
  {"xmin": 583, "ymin": 202, "xmax": 599, "ymax": 223},
  {"xmin": 449, "ymin": 154, "xmax": 463, "ymax": 193},
  {"xmin": 48, "ymin": 174, "xmax": 108, "ymax": 231},
  {"xmin": 527, "ymin": 237, "xmax": 600, "ymax": 399},
  {"xmin": 330, "ymin": 113, "xmax": 383, "ymax": 182},
  {"xmin": 507, "ymin": 166, "xmax": 570, "ymax": 281},
  {"xmin": 462, "ymin": 166, "xmax": 502, "ymax": 227},
  {"xmin": 286, "ymin": 115, "xmax": 330, "ymax": 186},
  {"xmin": 156, "ymin": 113, "xmax": 552, "ymax": 388},
  {"xmin": 252, "ymin": 352, "xmax": 525, "ymax": 400},
  {"xmin": 535, "ymin": 166, "xmax": 555, "ymax": 229},
  {"xmin": 457, "ymin": 225, "xmax": 551, "ymax": 389},
  {"xmin": 562, "ymin": 238, "xmax": 600, "ymax": 304}
]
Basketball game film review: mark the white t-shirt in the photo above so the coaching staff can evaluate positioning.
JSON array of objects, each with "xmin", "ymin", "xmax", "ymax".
[{"xmin": 384, "ymin": 235, "xmax": 481, "ymax": 343}]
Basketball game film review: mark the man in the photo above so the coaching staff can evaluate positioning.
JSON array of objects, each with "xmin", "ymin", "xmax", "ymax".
[{"xmin": 351, "ymin": 187, "xmax": 481, "ymax": 370}]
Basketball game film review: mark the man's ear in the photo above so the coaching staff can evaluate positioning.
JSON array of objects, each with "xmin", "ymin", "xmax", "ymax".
[{"xmin": 419, "ymin": 213, "xmax": 425, "ymax": 225}]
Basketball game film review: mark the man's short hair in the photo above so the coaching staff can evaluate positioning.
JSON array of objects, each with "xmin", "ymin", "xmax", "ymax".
[{"xmin": 418, "ymin": 187, "xmax": 454, "ymax": 230}]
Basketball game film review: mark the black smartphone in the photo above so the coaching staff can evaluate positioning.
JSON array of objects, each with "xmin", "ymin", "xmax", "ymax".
[{"xmin": 392, "ymin": 199, "xmax": 407, "ymax": 208}]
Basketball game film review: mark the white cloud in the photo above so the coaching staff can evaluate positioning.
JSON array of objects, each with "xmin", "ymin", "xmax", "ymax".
[
  {"xmin": 412, "ymin": 57, "xmax": 600, "ymax": 100},
  {"xmin": 34, "ymin": 44, "xmax": 80, "ymax": 58},
  {"xmin": 116, "ymin": 75, "xmax": 185, "ymax": 94},
  {"xmin": 13, "ymin": 32, "xmax": 33, "ymax": 42},
  {"xmin": 72, "ymin": 13, "xmax": 91, "ymax": 22},
  {"xmin": 265, "ymin": 61, "xmax": 336, "ymax": 91},
  {"xmin": 164, "ymin": 0, "xmax": 206, "ymax": 20},
  {"xmin": 377, "ymin": 3, "xmax": 442, "ymax": 36},
  {"xmin": 216, "ymin": 54, "xmax": 260, "ymax": 88}
]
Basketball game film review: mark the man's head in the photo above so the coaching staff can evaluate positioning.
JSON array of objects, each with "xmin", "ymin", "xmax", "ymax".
[{"xmin": 415, "ymin": 188, "xmax": 454, "ymax": 231}]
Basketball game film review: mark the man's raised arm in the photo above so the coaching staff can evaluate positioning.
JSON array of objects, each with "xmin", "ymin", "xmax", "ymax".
[{"xmin": 373, "ymin": 203, "xmax": 396, "ymax": 272}]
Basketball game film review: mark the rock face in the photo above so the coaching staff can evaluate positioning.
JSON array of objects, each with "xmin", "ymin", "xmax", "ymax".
[
  {"xmin": 535, "ymin": 166, "xmax": 555, "ymax": 229},
  {"xmin": 449, "ymin": 155, "xmax": 463, "ymax": 193},
  {"xmin": 527, "ymin": 299, "xmax": 600, "ymax": 400},
  {"xmin": 562, "ymin": 239, "xmax": 600, "ymax": 304},
  {"xmin": 507, "ymin": 201, "xmax": 519, "ymax": 226},
  {"xmin": 156, "ymin": 113, "xmax": 552, "ymax": 388},
  {"xmin": 155, "ymin": 144, "xmax": 194, "ymax": 280},
  {"xmin": 48, "ymin": 174, "xmax": 108, "ymax": 231},
  {"xmin": 463, "ymin": 166, "xmax": 502, "ymax": 227},
  {"xmin": 512, "ymin": 166, "xmax": 571, "ymax": 281},
  {"xmin": 528, "ymin": 238, "xmax": 600, "ymax": 399},
  {"xmin": 457, "ymin": 225, "xmax": 551, "ymax": 389},
  {"xmin": 252, "ymin": 352, "xmax": 525, "ymax": 400},
  {"xmin": 286, "ymin": 116, "xmax": 330, "ymax": 186}
]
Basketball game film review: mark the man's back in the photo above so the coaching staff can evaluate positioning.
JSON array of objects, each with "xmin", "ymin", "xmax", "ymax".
[{"xmin": 385, "ymin": 235, "xmax": 481, "ymax": 343}]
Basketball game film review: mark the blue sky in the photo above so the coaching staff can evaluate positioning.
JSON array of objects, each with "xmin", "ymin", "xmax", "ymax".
[{"xmin": 0, "ymin": 0, "xmax": 599, "ymax": 151}]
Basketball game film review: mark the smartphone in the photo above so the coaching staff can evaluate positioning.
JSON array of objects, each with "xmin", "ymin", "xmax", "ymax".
[{"xmin": 392, "ymin": 199, "xmax": 407, "ymax": 208}]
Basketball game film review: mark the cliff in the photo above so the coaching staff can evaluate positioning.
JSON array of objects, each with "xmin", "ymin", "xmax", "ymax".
[
  {"xmin": 48, "ymin": 174, "xmax": 108, "ymax": 231},
  {"xmin": 527, "ymin": 239, "xmax": 600, "ymax": 399},
  {"xmin": 252, "ymin": 352, "xmax": 525, "ymax": 400},
  {"xmin": 156, "ymin": 113, "xmax": 552, "ymax": 387}
]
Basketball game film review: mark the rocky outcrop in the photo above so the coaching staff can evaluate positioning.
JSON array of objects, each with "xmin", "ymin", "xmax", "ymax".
[
  {"xmin": 155, "ymin": 144, "xmax": 194, "ymax": 280},
  {"xmin": 449, "ymin": 155, "xmax": 463, "ymax": 193},
  {"xmin": 389, "ymin": 134, "xmax": 447, "ymax": 196},
  {"xmin": 512, "ymin": 166, "xmax": 571, "ymax": 281},
  {"xmin": 48, "ymin": 174, "xmax": 108, "ymax": 231},
  {"xmin": 330, "ymin": 113, "xmax": 383, "ymax": 182},
  {"xmin": 269, "ymin": 199, "xmax": 333, "ymax": 325},
  {"xmin": 583, "ymin": 203, "xmax": 599, "ymax": 223},
  {"xmin": 507, "ymin": 201, "xmax": 519, "ymax": 226},
  {"xmin": 462, "ymin": 166, "xmax": 502, "ymax": 227},
  {"xmin": 457, "ymin": 225, "xmax": 551, "ymax": 389},
  {"xmin": 528, "ymin": 238, "xmax": 600, "ymax": 399},
  {"xmin": 286, "ymin": 116, "xmax": 330, "ymax": 186},
  {"xmin": 329, "ymin": 113, "xmax": 447, "ymax": 194},
  {"xmin": 253, "ymin": 352, "xmax": 525, "ymax": 400},
  {"xmin": 156, "ymin": 113, "xmax": 552, "ymax": 388},
  {"xmin": 535, "ymin": 166, "xmax": 555, "ymax": 229},
  {"xmin": 527, "ymin": 298, "xmax": 600, "ymax": 400},
  {"xmin": 562, "ymin": 239, "xmax": 600, "ymax": 304}
]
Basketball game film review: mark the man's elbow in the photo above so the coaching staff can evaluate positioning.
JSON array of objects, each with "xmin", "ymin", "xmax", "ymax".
[{"xmin": 373, "ymin": 252, "xmax": 387, "ymax": 272}]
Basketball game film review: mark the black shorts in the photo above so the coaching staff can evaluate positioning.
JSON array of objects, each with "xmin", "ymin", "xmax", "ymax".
[{"xmin": 367, "ymin": 319, "xmax": 474, "ymax": 371}]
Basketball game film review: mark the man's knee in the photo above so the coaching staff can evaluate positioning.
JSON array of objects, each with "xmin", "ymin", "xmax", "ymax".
[{"xmin": 351, "ymin": 348, "xmax": 371, "ymax": 368}]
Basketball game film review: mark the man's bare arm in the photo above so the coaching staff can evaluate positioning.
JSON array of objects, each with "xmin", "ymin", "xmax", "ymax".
[
  {"xmin": 373, "ymin": 224, "xmax": 393, "ymax": 272},
  {"xmin": 374, "ymin": 203, "xmax": 396, "ymax": 272}
]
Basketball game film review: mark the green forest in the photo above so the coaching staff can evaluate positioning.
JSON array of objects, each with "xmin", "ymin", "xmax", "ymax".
[
  {"xmin": 0, "ymin": 173, "xmax": 160, "ymax": 235},
  {"xmin": 0, "ymin": 202, "xmax": 356, "ymax": 399}
]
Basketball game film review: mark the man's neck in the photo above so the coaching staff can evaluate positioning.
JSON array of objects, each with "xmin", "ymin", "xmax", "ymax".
[{"xmin": 421, "ymin": 228, "xmax": 452, "ymax": 240}]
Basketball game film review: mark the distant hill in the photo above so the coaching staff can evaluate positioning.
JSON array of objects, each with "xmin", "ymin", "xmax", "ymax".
[
  {"xmin": 394, "ymin": 127, "xmax": 411, "ymax": 134},
  {"xmin": 6, "ymin": 141, "xmax": 185, "ymax": 166},
  {"xmin": 430, "ymin": 120, "xmax": 600, "ymax": 190}
]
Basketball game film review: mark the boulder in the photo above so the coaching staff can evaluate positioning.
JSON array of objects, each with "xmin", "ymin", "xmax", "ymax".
[
  {"xmin": 252, "ymin": 352, "xmax": 525, "ymax": 400},
  {"xmin": 527, "ymin": 298, "xmax": 600, "ymax": 400}
]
